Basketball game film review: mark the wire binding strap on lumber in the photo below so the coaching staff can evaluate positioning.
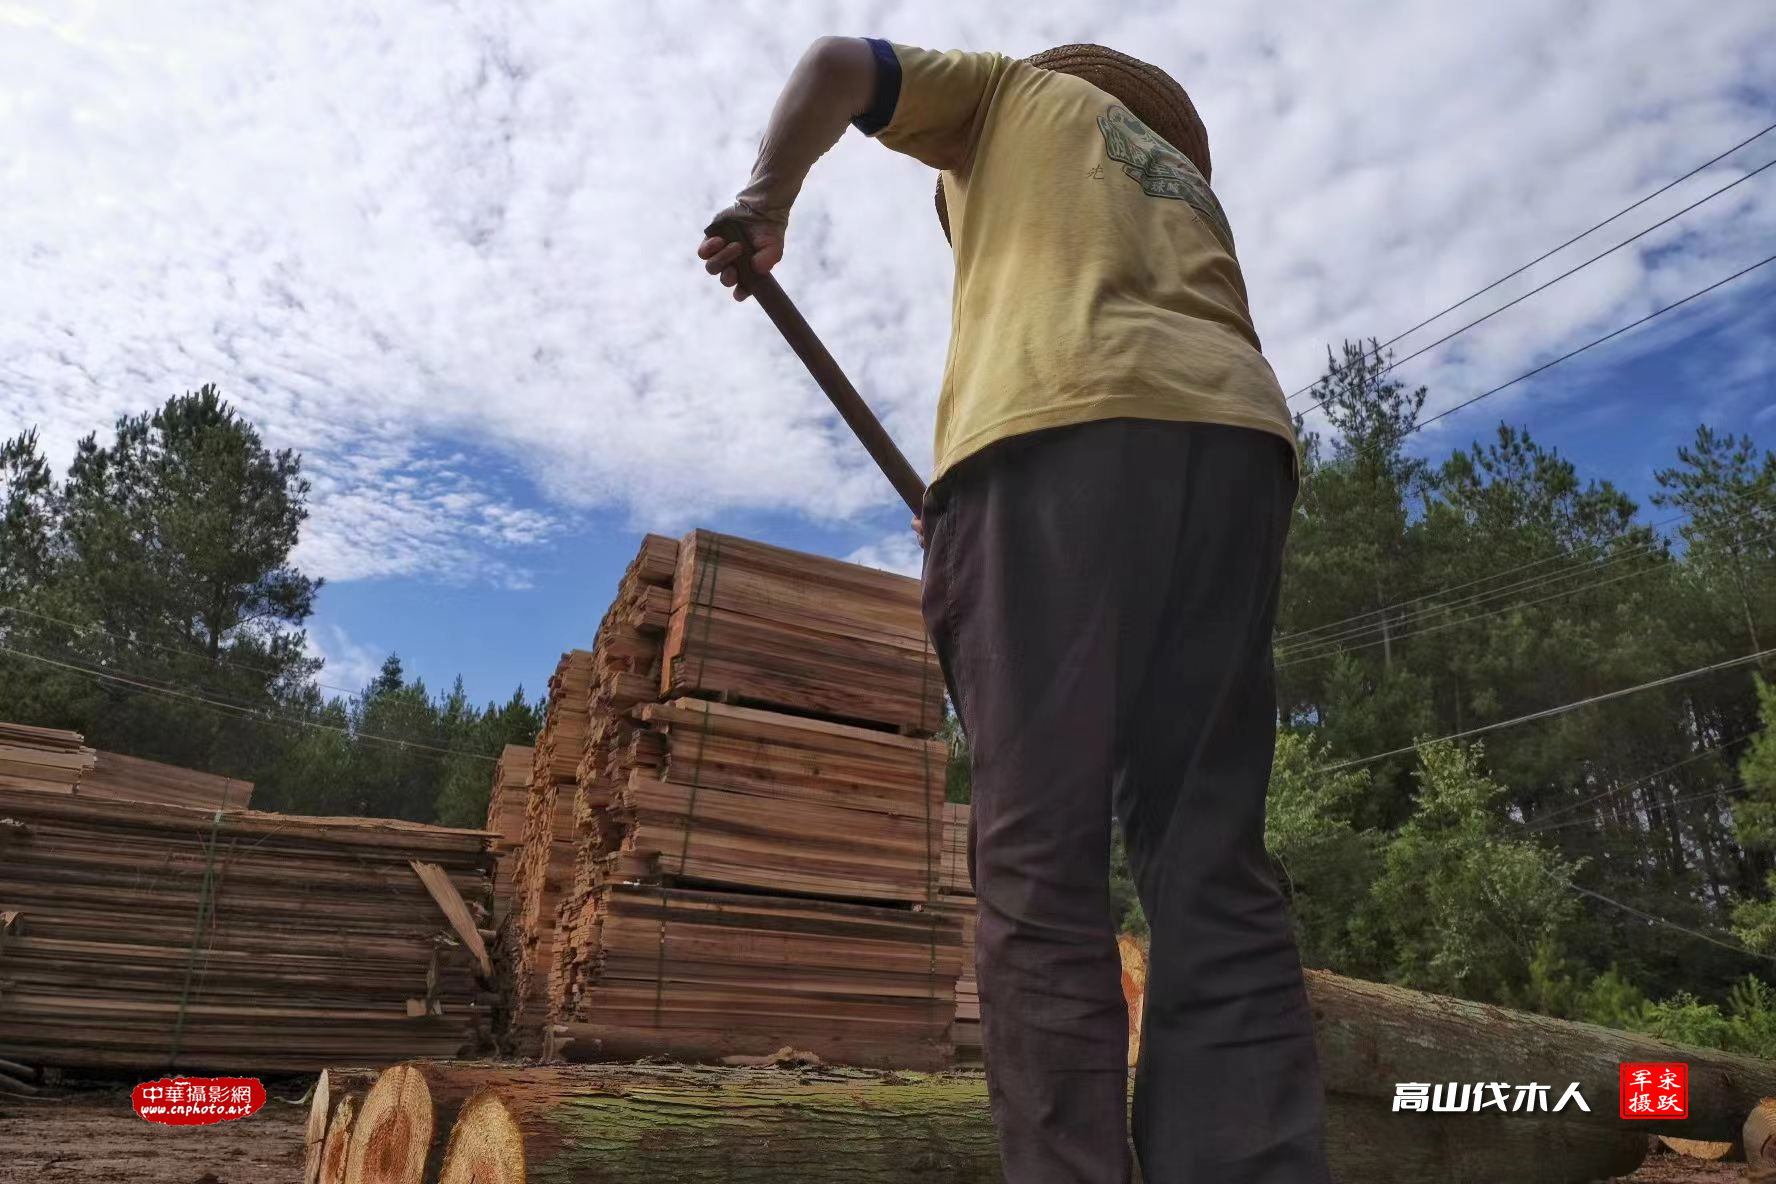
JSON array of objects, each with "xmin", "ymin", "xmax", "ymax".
[
  {"xmin": 915, "ymin": 632, "xmax": 945, "ymax": 1027},
  {"xmin": 167, "ymin": 807, "xmax": 225, "ymax": 1071},
  {"xmin": 655, "ymin": 538, "xmax": 724, "ymax": 1028}
]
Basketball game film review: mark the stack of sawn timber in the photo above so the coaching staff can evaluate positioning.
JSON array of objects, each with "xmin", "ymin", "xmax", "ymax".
[
  {"xmin": 82, "ymin": 749, "xmax": 254, "ymax": 810},
  {"xmin": 0, "ymin": 722, "xmax": 255, "ymax": 810},
  {"xmin": 484, "ymin": 745, "xmax": 532, "ymax": 926},
  {"xmin": 510, "ymin": 530, "xmax": 963, "ymax": 1069},
  {"xmin": 0, "ymin": 723, "xmax": 96, "ymax": 792},
  {"xmin": 503, "ymin": 651, "xmax": 595, "ymax": 1055},
  {"xmin": 0, "ymin": 788, "xmax": 494, "ymax": 1072},
  {"xmin": 938, "ymin": 802, "xmax": 979, "ymax": 1062}
]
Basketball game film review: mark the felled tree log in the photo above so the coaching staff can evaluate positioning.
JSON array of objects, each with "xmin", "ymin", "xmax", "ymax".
[
  {"xmin": 316, "ymin": 1063, "xmax": 1656, "ymax": 1184},
  {"xmin": 324, "ymin": 1063, "xmax": 999, "ymax": 1182},
  {"xmin": 1323, "ymin": 1093, "xmax": 1646, "ymax": 1183},
  {"xmin": 1307, "ymin": 970, "xmax": 1776, "ymax": 1141}
]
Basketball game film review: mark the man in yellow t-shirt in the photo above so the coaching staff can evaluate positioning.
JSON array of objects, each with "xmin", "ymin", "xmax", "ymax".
[{"xmin": 699, "ymin": 38, "xmax": 1329, "ymax": 1184}]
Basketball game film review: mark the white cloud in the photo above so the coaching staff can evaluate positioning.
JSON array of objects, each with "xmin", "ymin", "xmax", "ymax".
[
  {"xmin": 846, "ymin": 530, "xmax": 925, "ymax": 579},
  {"xmin": 308, "ymin": 622, "xmax": 385, "ymax": 694},
  {"xmin": 1, "ymin": 0, "xmax": 1772, "ymax": 584}
]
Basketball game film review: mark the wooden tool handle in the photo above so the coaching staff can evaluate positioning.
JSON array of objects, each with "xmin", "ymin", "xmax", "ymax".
[{"xmin": 706, "ymin": 217, "xmax": 927, "ymax": 517}]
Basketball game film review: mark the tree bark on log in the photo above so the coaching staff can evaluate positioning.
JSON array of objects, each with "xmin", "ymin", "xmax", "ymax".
[
  {"xmin": 1306, "ymin": 969, "xmax": 1776, "ymax": 1141},
  {"xmin": 1323, "ymin": 1093, "xmax": 1646, "ymax": 1184},
  {"xmin": 313, "ymin": 1064, "xmax": 1658, "ymax": 1184}
]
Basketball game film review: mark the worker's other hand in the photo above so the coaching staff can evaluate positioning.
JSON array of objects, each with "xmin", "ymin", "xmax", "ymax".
[
  {"xmin": 699, "ymin": 204, "xmax": 786, "ymax": 303},
  {"xmin": 912, "ymin": 517, "xmax": 926, "ymax": 550}
]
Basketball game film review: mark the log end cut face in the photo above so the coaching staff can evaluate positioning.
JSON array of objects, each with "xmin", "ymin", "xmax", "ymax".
[
  {"xmin": 345, "ymin": 1064, "xmax": 435, "ymax": 1184},
  {"xmin": 319, "ymin": 1096, "xmax": 358, "ymax": 1184},
  {"xmin": 438, "ymin": 1087, "xmax": 526, "ymax": 1184}
]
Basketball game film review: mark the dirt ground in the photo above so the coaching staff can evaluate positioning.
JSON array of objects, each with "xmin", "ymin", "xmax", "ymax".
[
  {"xmin": 0, "ymin": 1085, "xmax": 1750, "ymax": 1183},
  {"xmin": 0, "ymin": 1084, "xmax": 308, "ymax": 1184}
]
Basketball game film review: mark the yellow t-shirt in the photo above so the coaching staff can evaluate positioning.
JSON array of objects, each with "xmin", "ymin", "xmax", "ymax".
[{"xmin": 858, "ymin": 41, "xmax": 1297, "ymax": 481}]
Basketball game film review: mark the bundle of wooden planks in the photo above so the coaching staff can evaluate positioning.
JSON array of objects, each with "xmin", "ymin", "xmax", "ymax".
[
  {"xmin": 496, "ymin": 530, "xmax": 966, "ymax": 1068},
  {"xmin": 0, "ymin": 787, "xmax": 495, "ymax": 1073},
  {"xmin": 606, "ymin": 699, "xmax": 948, "ymax": 903},
  {"xmin": 552, "ymin": 883, "xmax": 961, "ymax": 1071},
  {"xmin": 82, "ymin": 749, "xmax": 254, "ymax": 810},
  {"xmin": 504, "ymin": 654, "xmax": 592, "ymax": 1056},
  {"xmin": 662, "ymin": 531, "xmax": 944, "ymax": 733},
  {"xmin": 938, "ymin": 802, "xmax": 979, "ymax": 1061},
  {"xmin": 0, "ymin": 723, "xmax": 96, "ymax": 792},
  {"xmin": 483, "ymin": 745, "xmax": 532, "ymax": 926},
  {"xmin": 0, "ymin": 720, "xmax": 257, "ymax": 809}
]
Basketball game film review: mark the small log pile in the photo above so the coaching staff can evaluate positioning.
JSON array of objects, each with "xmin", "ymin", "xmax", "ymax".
[
  {"xmin": 483, "ymin": 745, "xmax": 532, "ymax": 926},
  {"xmin": 0, "ymin": 787, "xmax": 494, "ymax": 1073},
  {"xmin": 0, "ymin": 723, "xmax": 95, "ymax": 792},
  {"xmin": 497, "ymin": 530, "xmax": 962, "ymax": 1069}
]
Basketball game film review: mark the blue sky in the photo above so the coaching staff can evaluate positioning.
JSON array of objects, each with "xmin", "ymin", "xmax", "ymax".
[{"xmin": 2, "ymin": 1, "xmax": 1773, "ymax": 706}]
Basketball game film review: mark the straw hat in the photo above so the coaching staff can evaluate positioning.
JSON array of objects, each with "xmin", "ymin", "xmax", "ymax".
[{"xmin": 934, "ymin": 44, "xmax": 1211, "ymax": 242}]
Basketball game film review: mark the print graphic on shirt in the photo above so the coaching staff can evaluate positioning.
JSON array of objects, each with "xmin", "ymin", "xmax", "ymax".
[{"xmin": 1096, "ymin": 105, "xmax": 1237, "ymax": 256}]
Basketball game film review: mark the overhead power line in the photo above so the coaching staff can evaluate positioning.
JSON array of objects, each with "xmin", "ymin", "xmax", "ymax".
[
  {"xmin": 1313, "ymin": 645, "xmax": 1776, "ymax": 776},
  {"xmin": 1293, "ymin": 157, "xmax": 1776, "ymax": 408},
  {"xmin": 1277, "ymin": 518, "xmax": 1776, "ymax": 667},
  {"xmin": 0, "ymin": 602, "xmax": 370, "ymax": 702},
  {"xmin": 1550, "ymin": 871, "xmax": 1771, "ymax": 965},
  {"xmin": 1525, "ymin": 725, "xmax": 1763, "ymax": 832},
  {"xmin": 1284, "ymin": 119, "xmax": 1776, "ymax": 401},
  {"xmin": 0, "ymin": 642, "xmax": 498, "ymax": 765},
  {"xmin": 1296, "ymin": 250, "xmax": 1776, "ymax": 425}
]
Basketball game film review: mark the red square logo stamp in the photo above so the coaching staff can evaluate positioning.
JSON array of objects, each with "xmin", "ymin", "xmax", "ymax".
[{"xmin": 1619, "ymin": 1062, "xmax": 1687, "ymax": 1119}]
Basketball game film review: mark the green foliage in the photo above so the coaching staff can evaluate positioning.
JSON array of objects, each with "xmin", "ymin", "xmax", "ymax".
[
  {"xmin": 1362, "ymin": 741, "xmax": 1581, "ymax": 1002},
  {"xmin": 1, "ymin": 386, "xmax": 539, "ymax": 823},
  {"xmin": 1265, "ymin": 731, "xmax": 1381, "ymax": 971}
]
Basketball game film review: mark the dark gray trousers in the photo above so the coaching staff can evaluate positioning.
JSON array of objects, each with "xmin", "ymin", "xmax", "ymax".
[{"xmin": 920, "ymin": 418, "xmax": 1330, "ymax": 1184}]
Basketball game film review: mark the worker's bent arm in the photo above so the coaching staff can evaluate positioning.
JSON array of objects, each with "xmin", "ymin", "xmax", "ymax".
[{"xmin": 733, "ymin": 36, "xmax": 881, "ymax": 223}]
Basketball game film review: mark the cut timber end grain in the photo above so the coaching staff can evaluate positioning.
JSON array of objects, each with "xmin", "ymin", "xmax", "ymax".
[
  {"xmin": 319, "ymin": 1095, "xmax": 358, "ymax": 1184},
  {"xmin": 305, "ymin": 1071, "xmax": 334, "ymax": 1184},
  {"xmin": 437, "ymin": 1088, "xmax": 526, "ymax": 1184},
  {"xmin": 342, "ymin": 1063, "xmax": 434, "ymax": 1184}
]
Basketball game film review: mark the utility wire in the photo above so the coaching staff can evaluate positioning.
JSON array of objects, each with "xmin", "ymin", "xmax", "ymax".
[
  {"xmin": 1553, "ymin": 873, "xmax": 1770, "ymax": 964},
  {"xmin": 1277, "ymin": 556, "xmax": 1667, "ymax": 669},
  {"xmin": 1531, "ymin": 783, "xmax": 1744, "ymax": 837},
  {"xmin": 1278, "ymin": 484, "xmax": 1776, "ymax": 652},
  {"xmin": 1313, "ymin": 646, "xmax": 1776, "ymax": 776},
  {"xmin": 1409, "ymin": 252, "xmax": 1776, "ymax": 434},
  {"xmin": 1283, "ymin": 119, "xmax": 1776, "ymax": 401},
  {"xmin": 0, "ymin": 642, "xmax": 498, "ymax": 764},
  {"xmin": 1526, "ymin": 727, "xmax": 1761, "ymax": 831},
  {"xmin": 1277, "ymin": 510, "xmax": 1686, "ymax": 645},
  {"xmin": 0, "ymin": 602, "xmax": 370, "ymax": 702},
  {"xmin": 1277, "ymin": 518, "xmax": 1776, "ymax": 666},
  {"xmin": 1295, "ymin": 245, "xmax": 1776, "ymax": 423}
]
